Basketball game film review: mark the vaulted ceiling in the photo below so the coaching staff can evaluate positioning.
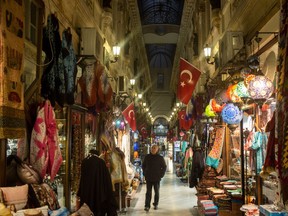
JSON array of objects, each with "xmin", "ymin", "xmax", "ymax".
[{"xmin": 127, "ymin": 0, "xmax": 196, "ymax": 128}]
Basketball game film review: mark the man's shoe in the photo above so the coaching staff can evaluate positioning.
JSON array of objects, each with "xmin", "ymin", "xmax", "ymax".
[
  {"xmin": 154, "ymin": 205, "xmax": 158, "ymax": 210},
  {"xmin": 144, "ymin": 207, "xmax": 149, "ymax": 212}
]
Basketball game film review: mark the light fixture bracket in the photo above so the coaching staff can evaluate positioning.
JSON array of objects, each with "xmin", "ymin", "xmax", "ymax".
[{"xmin": 203, "ymin": 44, "xmax": 215, "ymax": 64}]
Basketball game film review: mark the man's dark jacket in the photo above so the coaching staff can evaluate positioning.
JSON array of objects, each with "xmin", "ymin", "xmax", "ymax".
[{"xmin": 142, "ymin": 154, "xmax": 166, "ymax": 182}]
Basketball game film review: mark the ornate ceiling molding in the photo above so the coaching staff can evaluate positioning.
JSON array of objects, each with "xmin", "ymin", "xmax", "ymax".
[
  {"xmin": 170, "ymin": 0, "xmax": 196, "ymax": 91},
  {"xmin": 126, "ymin": 0, "xmax": 151, "ymax": 84}
]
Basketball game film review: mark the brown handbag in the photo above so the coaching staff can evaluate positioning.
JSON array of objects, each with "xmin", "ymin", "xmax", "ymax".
[{"xmin": 17, "ymin": 162, "xmax": 42, "ymax": 184}]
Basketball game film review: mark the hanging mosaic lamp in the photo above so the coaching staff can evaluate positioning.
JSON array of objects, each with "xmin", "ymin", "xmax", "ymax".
[
  {"xmin": 204, "ymin": 104, "xmax": 216, "ymax": 117},
  {"xmin": 221, "ymin": 103, "xmax": 243, "ymax": 125},
  {"xmin": 236, "ymin": 81, "xmax": 249, "ymax": 97},
  {"xmin": 244, "ymin": 74, "xmax": 255, "ymax": 86},
  {"xmin": 247, "ymin": 75, "xmax": 274, "ymax": 107},
  {"xmin": 226, "ymin": 84, "xmax": 242, "ymax": 103},
  {"xmin": 133, "ymin": 142, "xmax": 139, "ymax": 151},
  {"xmin": 235, "ymin": 81, "xmax": 250, "ymax": 104},
  {"xmin": 211, "ymin": 98, "xmax": 226, "ymax": 112}
]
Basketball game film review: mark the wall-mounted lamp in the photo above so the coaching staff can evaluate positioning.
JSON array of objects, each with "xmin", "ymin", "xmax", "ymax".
[
  {"xmin": 130, "ymin": 79, "xmax": 135, "ymax": 88},
  {"xmin": 203, "ymin": 44, "xmax": 215, "ymax": 64},
  {"xmin": 110, "ymin": 44, "xmax": 121, "ymax": 63},
  {"xmin": 221, "ymin": 72, "xmax": 229, "ymax": 81}
]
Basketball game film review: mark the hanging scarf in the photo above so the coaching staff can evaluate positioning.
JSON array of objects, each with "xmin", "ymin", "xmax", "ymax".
[
  {"xmin": 251, "ymin": 131, "xmax": 268, "ymax": 175},
  {"xmin": 30, "ymin": 100, "xmax": 63, "ymax": 180},
  {"xmin": 206, "ymin": 127, "xmax": 225, "ymax": 168}
]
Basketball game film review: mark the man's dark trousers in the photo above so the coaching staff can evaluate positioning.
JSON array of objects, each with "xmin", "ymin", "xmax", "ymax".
[{"xmin": 145, "ymin": 181, "xmax": 160, "ymax": 208}]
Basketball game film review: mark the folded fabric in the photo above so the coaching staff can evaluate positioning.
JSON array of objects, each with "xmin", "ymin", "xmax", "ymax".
[{"xmin": 48, "ymin": 207, "xmax": 70, "ymax": 216}]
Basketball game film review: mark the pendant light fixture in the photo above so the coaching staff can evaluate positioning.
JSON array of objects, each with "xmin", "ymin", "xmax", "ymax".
[
  {"xmin": 221, "ymin": 103, "xmax": 243, "ymax": 133},
  {"xmin": 246, "ymin": 75, "xmax": 274, "ymax": 108}
]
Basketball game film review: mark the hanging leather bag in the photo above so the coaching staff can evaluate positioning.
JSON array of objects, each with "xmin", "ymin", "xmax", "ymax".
[{"xmin": 17, "ymin": 162, "xmax": 42, "ymax": 185}]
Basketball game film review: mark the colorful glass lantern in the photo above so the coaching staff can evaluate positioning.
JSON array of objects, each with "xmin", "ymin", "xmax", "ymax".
[
  {"xmin": 226, "ymin": 84, "xmax": 242, "ymax": 103},
  {"xmin": 204, "ymin": 104, "xmax": 216, "ymax": 117},
  {"xmin": 211, "ymin": 98, "xmax": 226, "ymax": 112},
  {"xmin": 133, "ymin": 142, "xmax": 139, "ymax": 151},
  {"xmin": 221, "ymin": 103, "xmax": 243, "ymax": 125},
  {"xmin": 236, "ymin": 81, "xmax": 249, "ymax": 97},
  {"xmin": 244, "ymin": 74, "xmax": 255, "ymax": 86},
  {"xmin": 247, "ymin": 75, "xmax": 274, "ymax": 106}
]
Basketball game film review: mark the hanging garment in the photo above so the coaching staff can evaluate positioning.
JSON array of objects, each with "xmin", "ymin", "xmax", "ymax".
[
  {"xmin": 189, "ymin": 149, "xmax": 205, "ymax": 188},
  {"xmin": 78, "ymin": 62, "xmax": 98, "ymax": 107},
  {"xmin": 251, "ymin": 131, "xmax": 268, "ymax": 175},
  {"xmin": 30, "ymin": 100, "xmax": 63, "ymax": 181},
  {"xmin": 77, "ymin": 154, "xmax": 118, "ymax": 216},
  {"xmin": 57, "ymin": 28, "xmax": 77, "ymax": 106},
  {"xmin": 206, "ymin": 127, "xmax": 225, "ymax": 168},
  {"xmin": 184, "ymin": 146, "xmax": 193, "ymax": 171},
  {"xmin": 96, "ymin": 64, "xmax": 113, "ymax": 110},
  {"xmin": 41, "ymin": 14, "xmax": 62, "ymax": 106},
  {"xmin": 263, "ymin": 112, "xmax": 277, "ymax": 173}
]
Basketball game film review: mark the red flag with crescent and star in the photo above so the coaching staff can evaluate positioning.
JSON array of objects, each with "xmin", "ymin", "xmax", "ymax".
[
  {"xmin": 122, "ymin": 103, "xmax": 137, "ymax": 131},
  {"xmin": 177, "ymin": 58, "xmax": 201, "ymax": 105},
  {"xmin": 178, "ymin": 109, "xmax": 193, "ymax": 131}
]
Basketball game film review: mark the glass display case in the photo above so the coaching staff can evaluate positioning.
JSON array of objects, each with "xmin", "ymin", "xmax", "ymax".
[
  {"xmin": 226, "ymin": 108, "xmax": 258, "ymax": 204},
  {"xmin": 55, "ymin": 105, "xmax": 98, "ymax": 211}
]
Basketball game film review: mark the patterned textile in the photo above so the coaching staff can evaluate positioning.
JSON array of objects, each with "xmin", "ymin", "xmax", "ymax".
[
  {"xmin": 263, "ymin": 112, "xmax": 277, "ymax": 173},
  {"xmin": 0, "ymin": 0, "xmax": 25, "ymax": 138},
  {"xmin": 189, "ymin": 149, "xmax": 205, "ymax": 188},
  {"xmin": 251, "ymin": 132, "xmax": 268, "ymax": 174},
  {"xmin": 78, "ymin": 62, "xmax": 97, "ymax": 107},
  {"xmin": 30, "ymin": 100, "xmax": 63, "ymax": 181},
  {"xmin": 71, "ymin": 113, "xmax": 83, "ymax": 193},
  {"xmin": 41, "ymin": 13, "xmax": 62, "ymax": 106},
  {"xmin": 206, "ymin": 127, "xmax": 225, "ymax": 168},
  {"xmin": 57, "ymin": 28, "xmax": 77, "ymax": 106},
  {"xmin": 96, "ymin": 64, "xmax": 113, "ymax": 108},
  {"xmin": 28, "ymin": 183, "xmax": 60, "ymax": 210},
  {"xmin": 278, "ymin": 0, "xmax": 288, "ymax": 182}
]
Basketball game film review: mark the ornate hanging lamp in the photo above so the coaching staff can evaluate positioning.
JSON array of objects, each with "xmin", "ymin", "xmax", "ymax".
[
  {"xmin": 211, "ymin": 98, "xmax": 226, "ymax": 113},
  {"xmin": 204, "ymin": 103, "xmax": 217, "ymax": 117},
  {"xmin": 226, "ymin": 84, "xmax": 242, "ymax": 103},
  {"xmin": 246, "ymin": 75, "xmax": 274, "ymax": 108},
  {"xmin": 236, "ymin": 81, "xmax": 250, "ymax": 104},
  {"xmin": 221, "ymin": 103, "xmax": 243, "ymax": 133}
]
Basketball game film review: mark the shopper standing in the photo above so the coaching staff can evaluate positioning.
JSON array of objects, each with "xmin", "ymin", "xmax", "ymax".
[{"xmin": 142, "ymin": 144, "xmax": 167, "ymax": 212}]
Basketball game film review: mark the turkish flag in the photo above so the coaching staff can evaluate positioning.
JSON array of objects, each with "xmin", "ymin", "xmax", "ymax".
[
  {"xmin": 122, "ymin": 103, "xmax": 137, "ymax": 131},
  {"xmin": 177, "ymin": 58, "xmax": 201, "ymax": 105},
  {"xmin": 138, "ymin": 123, "xmax": 148, "ymax": 139},
  {"xmin": 178, "ymin": 109, "xmax": 193, "ymax": 131}
]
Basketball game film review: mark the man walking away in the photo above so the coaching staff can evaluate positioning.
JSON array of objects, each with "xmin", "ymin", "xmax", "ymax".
[{"xmin": 142, "ymin": 144, "xmax": 167, "ymax": 212}]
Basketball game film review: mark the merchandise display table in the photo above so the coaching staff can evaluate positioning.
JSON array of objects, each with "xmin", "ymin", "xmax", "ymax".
[{"xmin": 259, "ymin": 204, "xmax": 288, "ymax": 216}]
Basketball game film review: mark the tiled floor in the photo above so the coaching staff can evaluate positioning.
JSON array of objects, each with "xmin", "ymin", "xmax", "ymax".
[{"xmin": 122, "ymin": 160, "xmax": 200, "ymax": 216}]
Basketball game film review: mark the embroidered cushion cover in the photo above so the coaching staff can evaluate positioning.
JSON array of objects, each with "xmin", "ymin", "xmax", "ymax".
[{"xmin": 0, "ymin": 184, "xmax": 28, "ymax": 211}]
